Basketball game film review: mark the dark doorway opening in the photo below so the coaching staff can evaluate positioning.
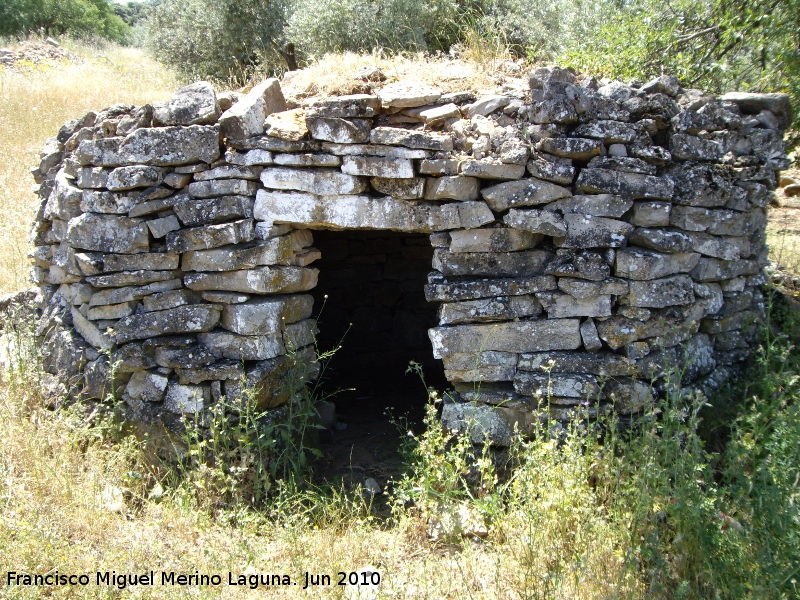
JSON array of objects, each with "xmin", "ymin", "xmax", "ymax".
[{"xmin": 309, "ymin": 229, "xmax": 447, "ymax": 486}]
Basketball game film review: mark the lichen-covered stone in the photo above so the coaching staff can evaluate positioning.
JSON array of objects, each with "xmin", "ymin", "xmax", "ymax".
[
  {"xmin": 448, "ymin": 228, "xmax": 539, "ymax": 253},
  {"xmin": 424, "ymin": 176, "xmax": 479, "ymax": 201},
  {"xmin": 66, "ymin": 214, "xmax": 149, "ymax": 254},
  {"xmin": 538, "ymin": 137, "xmax": 603, "ymax": 160},
  {"xmin": 481, "ymin": 178, "xmax": 570, "ymax": 211},
  {"xmin": 460, "ymin": 159, "xmax": 525, "ymax": 180},
  {"xmin": 341, "ymin": 155, "xmax": 414, "ymax": 178},
  {"xmin": 78, "ymin": 126, "xmax": 221, "ymax": 166},
  {"xmin": 153, "ymin": 81, "xmax": 219, "ymax": 126},
  {"xmin": 561, "ymin": 214, "xmax": 633, "ymax": 248},
  {"xmin": 504, "ymin": 209, "xmax": 566, "ymax": 237},
  {"xmin": 261, "ymin": 166, "xmax": 366, "ymax": 194},
  {"xmin": 377, "ymin": 82, "xmax": 441, "ymax": 108},
  {"xmin": 253, "ymin": 191, "xmax": 494, "ymax": 232},
  {"xmin": 576, "ymin": 168, "xmax": 674, "ymax": 200},
  {"xmin": 537, "ymin": 292, "xmax": 612, "ymax": 318},
  {"xmin": 199, "ymin": 331, "xmax": 285, "ymax": 360},
  {"xmin": 182, "ymin": 237, "xmax": 292, "ymax": 271},
  {"xmin": 184, "ymin": 266, "xmax": 318, "ymax": 294},
  {"xmin": 306, "ymin": 117, "xmax": 370, "ymax": 144},
  {"xmin": 432, "ymin": 249, "xmax": 552, "ymax": 277},
  {"xmin": 113, "ymin": 304, "xmax": 221, "ymax": 344},
  {"xmin": 438, "ymin": 295, "xmax": 541, "ymax": 325},
  {"xmin": 164, "ymin": 383, "xmax": 209, "ymax": 414},
  {"xmin": 220, "ymin": 295, "xmax": 313, "ymax": 336},
  {"xmin": 425, "ymin": 273, "xmax": 557, "ymax": 302},
  {"xmin": 548, "ymin": 194, "xmax": 633, "ymax": 218},
  {"xmin": 173, "ymin": 195, "xmax": 254, "ymax": 226},
  {"xmin": 371, "ymin": 177, "xmax": 424, "ymax": 199},
  {"xmin": 615, "ymin": 248, "xmax": 700, "ymax": 280},
  {"xmin": 429, "ymin": 319, "xmax": 581, "ymax": 356},
  {"xmin": 627, "ymin": 275, "xmax": 695, "ymax": 308},
  {"xmin": 166, "ymin": 219, "xmax": 253, "ymax": 253},
  {"xmin": 219, "ymin": 78, "xmax": 286, "ymax": 141}
]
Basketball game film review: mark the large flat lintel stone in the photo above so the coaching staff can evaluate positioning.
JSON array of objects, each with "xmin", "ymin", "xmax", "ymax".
[
  {"xmin": 429, "ymin": 319, "xmax": 581, "ymax": 357},
  {"xmin": 253, "ymin": 190, "xmax": 493, "ymax": 232}
]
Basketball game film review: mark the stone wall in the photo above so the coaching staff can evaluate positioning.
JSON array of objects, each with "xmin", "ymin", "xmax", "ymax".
[{"xmin": 29, "ymin": 67, "xmax": 790, "ymax": 442}]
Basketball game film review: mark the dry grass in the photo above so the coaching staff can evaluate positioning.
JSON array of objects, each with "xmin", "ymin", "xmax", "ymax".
[
  {"xmin": 0, "ymin": 41, "xmax": 177, "ymax": 294},
  {"xmin": 0, "ymin": 375, "xmax": 629, "ymax": 599},
  {"xmin": 281, "ymin": 49, "xmax": 525, "ymax": 102}
]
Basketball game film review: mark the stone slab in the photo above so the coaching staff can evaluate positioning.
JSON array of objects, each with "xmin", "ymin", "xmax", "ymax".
[{"xmin": 429, "ymin": 319, "xmax": 581, "ymax": 357}]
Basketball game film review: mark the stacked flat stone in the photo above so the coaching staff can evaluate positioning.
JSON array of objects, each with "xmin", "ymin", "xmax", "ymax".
[{"xmin": 28, "ymin": 68, "xmax": 789, "ymax": 443}]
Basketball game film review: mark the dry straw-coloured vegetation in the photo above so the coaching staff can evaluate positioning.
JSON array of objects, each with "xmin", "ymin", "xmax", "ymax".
[{"xmin": 0, "ymin": 41, "xmax": 177, "ymax": 294}]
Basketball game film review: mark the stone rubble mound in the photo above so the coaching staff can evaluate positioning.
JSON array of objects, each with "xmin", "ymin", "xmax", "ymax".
[
  {"xmin": 28, "ymin": 66, "xmax": 790, "ymax": 442},
  {"xmin": 0, "ymin": 40, "xmax": 82, "ymax": 68}
]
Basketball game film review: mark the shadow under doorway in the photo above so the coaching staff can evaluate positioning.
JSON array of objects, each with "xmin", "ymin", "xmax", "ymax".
[{"xmin": 308, "ymin": 229, "xmax": 448, "ymax": 489}]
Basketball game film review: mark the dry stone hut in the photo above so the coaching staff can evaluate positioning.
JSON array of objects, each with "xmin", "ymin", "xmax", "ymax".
[{"xmin": 29, "ymin": 67, "xmax": 790, "ymax": 444}]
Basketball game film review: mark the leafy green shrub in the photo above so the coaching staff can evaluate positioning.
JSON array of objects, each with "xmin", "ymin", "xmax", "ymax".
[
  {"xmin": 170, "ymin": 365, "xmax": 324, "ymax": 512},
  {"xmin": 285, "ymin": 0, "xmax": 476, "ymax": 59},
  {"xmin": 559, "ymin": 0, "xmax": 800, "ymax": 153},
  {"xmin": 0, "ymin": 0, "xmax": 130, "ymax": 43},
  {"xmin": 393, "ymin": 301, "xmax": 800, "ymax": 597},
  {"xmin": 146, "ymin": 0, "xmax": 289, "ymax": 83}
]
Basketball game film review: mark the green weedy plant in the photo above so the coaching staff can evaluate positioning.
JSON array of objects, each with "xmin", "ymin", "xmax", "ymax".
[
  {"xmin": 0, "ymin": 300, "xmax": 43, "ymax": 395},
  {"xmin": 717, "ymin": 303, "xmax": 800, "ymax": 598},
  {"xmin": 172, "ymin": 364, "xmax": 325, "ymax": 513},
  {"xmin": 394, "ymin": 306, "xmax": 800, "ymax": 599},
  {"xmin": 165, "ymin": 325, "xmax": 357, "ymax": 514}
]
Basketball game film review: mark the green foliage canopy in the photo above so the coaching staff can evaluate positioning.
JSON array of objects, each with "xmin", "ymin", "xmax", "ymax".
[
  {"xmin": 560, "ymin": 0, "xmax": 800, "ymax": 132},
  {"xmin": 0, "ymin": 0, "xmax": 130, "ymax": 42},
  {"xmin": 147, "ymin": 0, "xmax": 289, "ymax": 82},
  {"xmin": 143, "ymin": 0, "xmax": 799, "ymax": 137}
]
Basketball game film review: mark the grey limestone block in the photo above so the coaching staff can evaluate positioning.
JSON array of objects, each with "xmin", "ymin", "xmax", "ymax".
[
  {"xmin": 113, "ymin": 304, "xmax": 221, "ymax": 344},
  {"xmin": 153, "ymin": 81, "xmax": 220, "ymax": 127},
  {"xmin": 219, "ymin": 78, "xmax": 286, "ymax": 141}
]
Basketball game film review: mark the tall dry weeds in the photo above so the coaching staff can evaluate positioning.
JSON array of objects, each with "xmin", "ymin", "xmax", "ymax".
[{"xmin": 0, "ymin": 41, "xmax": 176, "ymax": 294}]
